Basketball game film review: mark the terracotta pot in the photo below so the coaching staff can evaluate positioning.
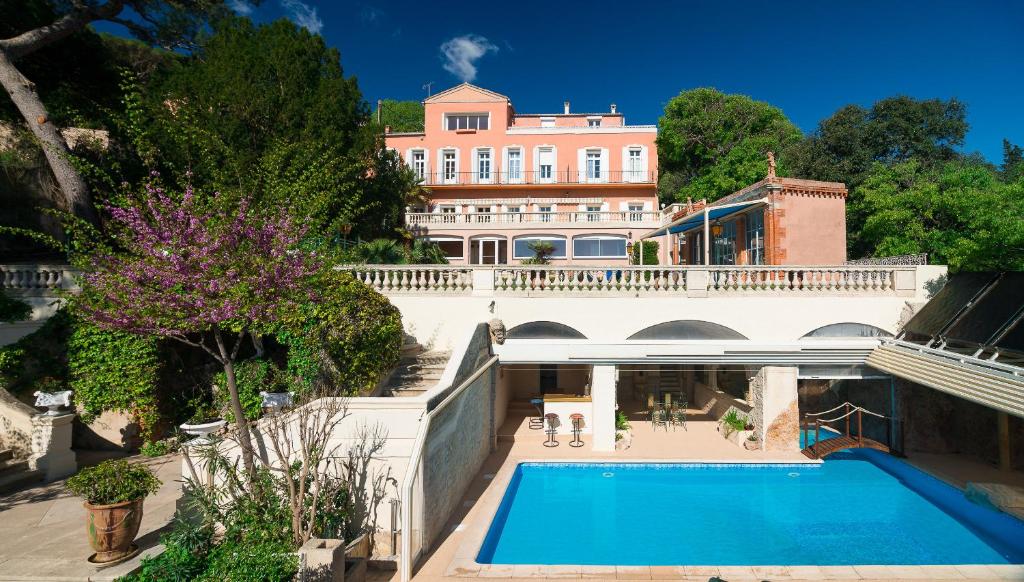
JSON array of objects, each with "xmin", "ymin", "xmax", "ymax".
[{"xmin": 84, "ymin": 498, "xmax": 144, "ymax": 563}]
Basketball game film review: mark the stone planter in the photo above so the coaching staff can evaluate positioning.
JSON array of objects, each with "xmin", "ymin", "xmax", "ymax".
[
  {"xmin": 615, "ymin": 429, "xmax": 632, "ymax": 451},
  {"xmin": 298, "ymin": 537, "xmax": 345, "ymax": 582},
  {"xmin": 179, "ymin": 419, "xmax": 226, "ymax": 439},
  {"xmin": 743, "ymin": 437, "xmax": 762, "ymax": 451},
  {"xmin": 721, "ymin": 426, "xmax": 754, "ymax": 447},
  {"xmin": 84, "ymin": 498, "xmax": 144, "ymax": 564}
]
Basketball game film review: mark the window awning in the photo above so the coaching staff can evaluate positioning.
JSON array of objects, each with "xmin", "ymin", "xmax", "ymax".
[{"xmin": 642, "ymin": 198, "xmax": 768, "ymax": 239}]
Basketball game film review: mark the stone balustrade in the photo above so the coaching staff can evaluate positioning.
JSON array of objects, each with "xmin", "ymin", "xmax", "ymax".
[
  {"xmin": 0, "ymin": 264, "xmax": 75, "ymax": 293},
  {"xmin": 346, "ymin": 264, "xmax": 922, "ymax": 297}
]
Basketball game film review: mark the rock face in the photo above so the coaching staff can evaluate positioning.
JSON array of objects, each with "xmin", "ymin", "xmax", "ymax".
[{"xmin": 765, "ymin": 398, "xmax": 800, "ymax": 451}]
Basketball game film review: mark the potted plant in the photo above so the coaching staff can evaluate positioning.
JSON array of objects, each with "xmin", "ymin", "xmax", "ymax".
[
  {"xmin": 65, "ymin": 459, "xmax": 161, "ymax": 564},
  {"xmin": 180, "ymin": 402, "xmax": 226, "ymax": 438},
  {"xmin": 744, "ymin": 434, "xmax": 761, "ymax": 450}
]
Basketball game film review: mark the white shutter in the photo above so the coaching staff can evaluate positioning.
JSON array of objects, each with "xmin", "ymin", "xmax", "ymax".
[
  {"xmin": 577, "ymin": 149, "xmax": 586, "ymax": 183},
  {"xmin": 601, "ymin": 148, "xmax": 609, "ymax": 182},
  {"xmin": 640, "ymin": 146, "xmax": 649, "ymax": 180}
]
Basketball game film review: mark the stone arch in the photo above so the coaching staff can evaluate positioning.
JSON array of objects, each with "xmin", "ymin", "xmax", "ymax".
[
  {"xmin": 507, "ymin": 321, "xmax": 588, "ymax": 340},
  {"xmin": 800, "ymin": 322, "xmax": 893, "ymax": 339},
  {"xmin": 626, "ymin": 320, "xmax": 748, "ymax": 341}
]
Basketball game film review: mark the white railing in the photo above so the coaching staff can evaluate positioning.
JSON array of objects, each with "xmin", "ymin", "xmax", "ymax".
[
  {"xmin": 347, "ymin": 265, "xmax": 919, "ymax": 297},
  {"xmin": 494, "ymin": 266, "xmax": 687, "ymax": 293},
  {"xmin": 0, "ymin": 264, "xmax": 75, "ymax": 293},
  {"xmin": 349, "ymin": 266, "xmax": 475, "ymax": 293},
  {"xmin": 405, "ymin": 210, "xmax": 662, "ymax": 227}
]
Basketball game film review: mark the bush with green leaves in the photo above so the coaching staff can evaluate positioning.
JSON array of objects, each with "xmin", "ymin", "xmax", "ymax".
[
  {"xmin": 629, "ymin": 240, "xmax": 659, "ymax": 265},
  {"xmin": 212, "ymin": 358, "xmax": 287, "ymax": 422},
  {"xmin": 65, "ymin": 459, "xmax": 161, "ymax": 505},
  {"xmin": 0, "ymin": 291, "xmax": 31, "ymax": 323},
  {"xmin": 140, "ymin": 437, "xmax": 179, "ymax": 458},
  {"xmin": 278, "ymin": 269, "xmax": 402, "ymax": 396},
  {"xmin": 68, "ymin": 317, "xmax": 162, "ymax": 439},
  {"xmin": 0, "ymin": 308, "xmax": 72, "ymax": 396}
]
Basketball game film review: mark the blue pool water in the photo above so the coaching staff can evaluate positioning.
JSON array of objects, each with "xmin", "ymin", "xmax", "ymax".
[{"xmin": 477, "ymin": 453, "xmax": 1024, "ymax": 565}]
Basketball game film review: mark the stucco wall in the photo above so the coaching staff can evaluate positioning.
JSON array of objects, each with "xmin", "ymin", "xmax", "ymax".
[{"xmin": 777, "ymin": 192, "xmax": 847, "ymax": 264}]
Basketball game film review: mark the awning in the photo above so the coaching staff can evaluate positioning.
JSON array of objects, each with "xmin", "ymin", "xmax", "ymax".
[{"xmin": 642, "ymin": 198, "xmax": 768, "ymax": 238}]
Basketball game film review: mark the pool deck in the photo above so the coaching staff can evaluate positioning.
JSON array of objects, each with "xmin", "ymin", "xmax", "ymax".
[{"xmin": 408, "ymin": 400, "xmax": 1024, "ymax": 582}]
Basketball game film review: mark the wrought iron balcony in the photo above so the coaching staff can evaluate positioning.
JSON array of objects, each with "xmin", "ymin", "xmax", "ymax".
[
  {"xmin": 405, "ymin": 210, "xmax": 663, "ymax": 227},
  {"xmin": 412, "ymin": 170, "xmax": 656, "ymax": 186}
]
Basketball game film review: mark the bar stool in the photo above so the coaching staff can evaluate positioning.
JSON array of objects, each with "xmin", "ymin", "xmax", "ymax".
[
  {"xmin": 543, "ymin": 413, "xmax": 560, "ymax": 447},
  {"xmin": 569, "ymin": 413, "xmax": 585, "ymax": 448},
  {"xmin": 529, "ymin": 398, "xmax": 544, "ymax": 429}
]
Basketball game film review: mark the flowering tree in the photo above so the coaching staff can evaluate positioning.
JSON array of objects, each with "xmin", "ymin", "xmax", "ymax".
[{"xmin": 75, "ymin": 180, "xmax": 321, "ymax": 476}]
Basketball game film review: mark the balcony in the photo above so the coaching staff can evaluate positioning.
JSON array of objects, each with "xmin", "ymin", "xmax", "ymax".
[
  {"xmin": 405, "ymin": 210, "xmax": 663, "ymax": 229},
  {"xmin": 414, "ymin": 170, "xmax": 656, "ymax": 187}
]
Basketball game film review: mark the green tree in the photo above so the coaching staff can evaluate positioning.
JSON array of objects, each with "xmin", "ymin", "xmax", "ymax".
[
  {"xmin": 855, "ymin": 160, "xmax": 1024, "ymax": 271},
  {"xmin": 375, "ymin": 99, "xmax": 424, "ymax": 133},
  {"xmin": 629, "ymin": 240, "xmax": 659, "ymax": 265},
  {"xmin": 1002, "ymin": 139, "xmax": 1023, "ymax": 183},
  {"xmin": 521, "ymin": 241, "xmax": 556, "ymax": 265},
  {"xmin": 656, "ymin": 88, "xmax": 802, "ymax": 203}
]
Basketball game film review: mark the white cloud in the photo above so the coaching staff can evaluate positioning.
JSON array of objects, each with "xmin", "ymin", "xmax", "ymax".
[
  {"xmin": 440, "ymin": 35, "xmax": 498, "ymax": 83},
  {"xmin": 228, "ymin": 0, "xmax": 254, "ymax": 15},
  {"xmin": 280, "ymin": 0, "xmax": 323, "ymax": 34}
]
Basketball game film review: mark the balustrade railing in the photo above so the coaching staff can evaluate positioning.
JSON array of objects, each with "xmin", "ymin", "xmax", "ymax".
[
  {"xmin": 349, "ymin": 266, "xmax": 474, "ymax": 293},
  {"xmin": 493, "ymin": 266, "xmax": 687, "ymax": 293},
  {"xmin": 707, "ymin": 267, "xmax": 897, "ymax": 293},
  {"xmin": 0, "ymin": 264, "xmax": 72, "ymax": 292},
  {"xmin": 416, "ymin": 170, "xmax": 656, "ymax": 186},
  {"xmin": 405, "ymin": 210, "xmax": 662, "ymax": 227}
]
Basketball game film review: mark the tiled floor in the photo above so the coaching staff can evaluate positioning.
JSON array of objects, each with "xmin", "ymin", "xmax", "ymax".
[{"xmin": 405, "ymin": 399, "xmax": 1024, "ymax": 582}]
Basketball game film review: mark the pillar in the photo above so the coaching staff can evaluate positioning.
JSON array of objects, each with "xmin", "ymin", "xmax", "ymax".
[
  {"xmin": 28, "ymin": 412, "xmax": 76, "ymax": 481},
  {"xmin": 591, "ymin": 365, "xmax": 617, "ymax": 452},
  {"xmin": 998, "ymin": 412, "xmax": 1012, "ymax": 471},
  {"xmin": 750, "ymin": 366, "xmax": 799, "ymax": 451}
]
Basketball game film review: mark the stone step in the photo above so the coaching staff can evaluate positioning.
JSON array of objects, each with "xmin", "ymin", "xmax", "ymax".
[
  {"xmin": 0, "ymin": 467, "xmax": 43, "ymax": 494},
  {"xmin": 0, "ymin": 459, "xmax": 29, "ymax": 477},
  {"xmin": 0, "ymin": 449, "xmax": 12, "ymax": 463},
  {"xmin": 391, "ymin": 388, "xmax": 428, "ymax": 397}
]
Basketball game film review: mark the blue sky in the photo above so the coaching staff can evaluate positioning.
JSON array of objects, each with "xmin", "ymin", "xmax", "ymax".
[{"xmin": 112, "ymin": 0, "xmax": 1024, "ymax": 163}]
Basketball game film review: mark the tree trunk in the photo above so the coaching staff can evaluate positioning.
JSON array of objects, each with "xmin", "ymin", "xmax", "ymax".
[
  {"xmin": 0, "ymin": 48, "xmax": 98, "ymax": 225},
  {"xmin": 214, "ymin": 328, "xmax": 256, "ymax": 479}
]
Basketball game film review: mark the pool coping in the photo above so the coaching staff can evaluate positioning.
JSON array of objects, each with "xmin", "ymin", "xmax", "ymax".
[{"xmin": 444, "ymin": 458, "xmax": 1024, "ymax": 581}]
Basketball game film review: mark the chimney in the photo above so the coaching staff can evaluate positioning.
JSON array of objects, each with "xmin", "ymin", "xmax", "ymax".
[
  {"xmin": 564, "ymin": 100, "xmax": 570, "ymax": 115},
  {"xmin": 377, "ymin": 99, "xmax": 383, "ymax": 124},
  {"xmin": 610, "ymin": 103, "xmax": 617, "ymax": 114}
]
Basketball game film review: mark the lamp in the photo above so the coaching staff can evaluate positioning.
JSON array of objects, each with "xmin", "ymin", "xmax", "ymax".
[{"xmin": 711, "ymin": 223, "xmax": 723, "ymax": 237}]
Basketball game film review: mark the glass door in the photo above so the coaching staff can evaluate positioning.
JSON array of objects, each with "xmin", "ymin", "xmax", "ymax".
[{"xmin": 470, "ymin": 239, "xmax": 507, "ymax": 265}]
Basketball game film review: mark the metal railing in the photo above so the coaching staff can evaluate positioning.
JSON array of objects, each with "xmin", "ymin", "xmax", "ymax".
[
  {"xmin": 414, "ymin": 169, "xmax": 656, "ymax": 186},
  {"xmin": 405, "ymin": 210, "xmax": 662, "ymax": 227}
]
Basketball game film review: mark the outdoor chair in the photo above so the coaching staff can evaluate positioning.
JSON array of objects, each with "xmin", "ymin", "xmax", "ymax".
[
  {"xmin": 569, "ymin": 413, "xmax": 585, "ymax": 448},
  {"xmin": 529, "ymin": 398, "xmax": 544, "ymax": 429},
  {"xmin": 670, "ymin": 402, "xmax": 688, "ymax": 431},
  {"xmin": 544, "ymin": 413, "xmax": 560, "ymax": 447},
  {"xmin": 650, "ymin": 405, "xmax": 668, "ymax": 431}
]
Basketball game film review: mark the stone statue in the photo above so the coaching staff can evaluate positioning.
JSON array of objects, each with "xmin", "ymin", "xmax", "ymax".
[
  {"xmin": 488, "ymin": 318, "xmax": 507, "ymax": 345},
  {"xmin": 766, "ymin": 151, "xmax": 777, "ymax": 179},
  {"xmin": 34, "ymin": 390, "xmax": 72, "ymax": 415}
]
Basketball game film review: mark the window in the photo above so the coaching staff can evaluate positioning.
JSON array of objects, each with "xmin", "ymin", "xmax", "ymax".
[
  {"xmin": 628, "ymin": 203, "xmax": 645, "ymax": 221},
  {"xmin": 540, "ymin": 117, "xmax": 555, "ymax": 128},
  {"xmin": 588, "ymin": 117, "xmax": 602, "ymax": 127},
  {"xmin": 690, "ymin": 233, "xmax": 704, "ymax": 264},
  {"xmin": 586, "ymin": 149, "xmax": 602, "ymax": 181},
  {"xmin": 506, "ymin": 148, "xmax": 522, "ymax": 182},
  {"xmin": 446, "ymin": 114, "xmax": 488, "ymax": 131},
  {"xmin": 586, "ymin": 204, "xmax": 602, "ymax": 222},
  {"xmin": 538, "ymin": 147, "xmax": 554, "ymax": 182},
  {"xmin": 475, "ymin": 206, "xmax": 492, "ymax": 223},
  {"xmin": 442, "ymin": 150, "xmax": 457, "ymax": 183},
  {"xmin": 712, "ymin": 220, "xmax": 737, "ymax": 265},
  {"xmin": 573, "ymin": 235, "xmax": 627, "ymax": 258},
  {"xmin": 538, "ymin": 205, "xmax": 553, "ymax": 222},
  {"xmin": 475, "ymin": 148, "xmax": 492, "ymax": 182},
  {"xmin": 744, "ymin": 210, "xmax": 765, "ymax": 265},
  {"xmin": 506, "ymin": 206, "xmax": 521, "ymax": 222},
  {"xmin": 440, "ymin": 205, "xmax": 457, "ymax": 224},
  {"xmin": 425, "ymin": 237, "xmax": 463, "ymax": 260},
  {"xmin": 411, "ymin": 150, "xmax": 426, "ymax": 181},
  {"xmin": 626, "ymin": 148, "xmax": 642, "ymax": 181},
  {"xmin": 513, "ymin": 236, "xmax": 567, "ymax": 259}
]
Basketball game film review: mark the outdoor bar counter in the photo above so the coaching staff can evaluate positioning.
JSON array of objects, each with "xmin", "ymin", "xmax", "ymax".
[{"xmin": 542, "ymin": 393, "xmax": 593, "ymax": 434}]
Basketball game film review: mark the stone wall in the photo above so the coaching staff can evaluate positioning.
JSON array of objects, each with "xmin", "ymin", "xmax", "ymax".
[{"xmin": 750, "ymin": 367, "xmax": 799, "ymax": 451}]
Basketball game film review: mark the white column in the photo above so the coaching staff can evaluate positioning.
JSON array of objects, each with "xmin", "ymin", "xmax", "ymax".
[
  {"xmin": 703, "ymin": 208, "xmax": 711, "ymax": 265},
  {"xmin": 591, "ymin": 365, "xmax": 617, "ymax": 452},
  {"xmin": 29, "ymin": 412, "xmax": 76, "ymax": 481},
  {"xmin": 751, "ymin": 366, "xmax": 799, "ymax": 451}
]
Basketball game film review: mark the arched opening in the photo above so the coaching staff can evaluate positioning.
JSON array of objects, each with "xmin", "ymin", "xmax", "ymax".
[
  {"xmin": 627, "ymin": 320, "xmax": 748, "ymax": 341},
  {"xmin": 507, "ymin": 321, "xmax": 588, "ymax": 340},
  {"xmin": 801, "ymin": 322, "xmax": 893, "ymax": 339}
]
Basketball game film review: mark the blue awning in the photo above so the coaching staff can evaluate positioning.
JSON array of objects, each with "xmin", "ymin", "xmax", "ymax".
[{"xmin": 642, "ymin": 199, "xmax": 767, "ymax": 238}]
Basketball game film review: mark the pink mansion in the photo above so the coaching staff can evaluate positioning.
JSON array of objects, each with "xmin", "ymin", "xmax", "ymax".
[
  {"xmin": 384, "ymin": 83, "xmax": 661, "ymax": 265},
  {"xmin": 385, "ymin": 83, "xmax": 848, "ymax": 267}
]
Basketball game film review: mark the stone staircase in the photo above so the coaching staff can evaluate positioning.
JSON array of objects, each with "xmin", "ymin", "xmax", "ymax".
[
  {"xmin": 0, "ymin": 448, "xmax": 43, "ymax": 494},
  {"xmin": 382, "ymin": 343, "xmax": 450, "ymax": 398}
]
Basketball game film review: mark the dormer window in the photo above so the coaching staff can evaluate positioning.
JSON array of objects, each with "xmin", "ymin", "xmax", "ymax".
[
  {"xmin": 446, "ymin": 113, "xmax": 489, "ymax": 131},
  {"xmin": 588, "ymin": 117, "xmax": 602, "ymax": 127},
  {"xmin": 540, "ymin": 117, "xmax": 555, "ymax": 128}
]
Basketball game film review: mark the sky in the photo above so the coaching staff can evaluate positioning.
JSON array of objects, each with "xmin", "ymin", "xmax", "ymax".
[{"xmin": 112, "ymin": 0, "xmax": 1023, "ymax": 163}]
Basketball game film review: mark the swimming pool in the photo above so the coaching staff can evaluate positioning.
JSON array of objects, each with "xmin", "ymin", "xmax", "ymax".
[{"xmin": 477, "ymin": 453, "xmax": 1024, "ymax": 566}]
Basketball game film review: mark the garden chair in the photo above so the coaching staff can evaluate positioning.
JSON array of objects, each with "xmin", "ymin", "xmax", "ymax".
[
  {"xmin": 543, "ymin": 413, "xmax": 560, "ymax": 447},
  {"xmin": 670, "ymin": 402, "xmax": 688, "ymax": 431},
  {"xmin": 651, "ymin": 405, "xmax": 668, "ymax": 431},
  {"xmin": 569, "ymin": 413, "xmax": 585, "ymax": 448}
]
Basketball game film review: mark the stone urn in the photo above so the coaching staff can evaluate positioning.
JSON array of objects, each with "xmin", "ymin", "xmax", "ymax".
[
  {"xmin": 84, "ymin": 498, "xmax": 144, "ymax": 564},
  {"xmin": 179, "ymin": 419, "xmax": 226, "ymax": 439},
  {"xmin": 744, "ymin": 437, "xmax": 762, "ymax": 451}
]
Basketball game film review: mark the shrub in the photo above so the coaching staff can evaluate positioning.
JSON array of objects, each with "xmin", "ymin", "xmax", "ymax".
[
  {"xmin": 0, "ymin": 309, "xmax": 72, "ymax": 396},
  {"xmin": 721, "ymin": 409, "xmax": 749, "ymax": 436},
  {"xmin": 212, "ymin": 359, "xmax": 286, "ymax": 421},
  {"xmin": 124, "ymin": 519, "xmax": 212, "ymax": 582},
  {"xmin": 65, "ymin": 459, "xmax": 161, "ymax": 505},
  {"xmin": 629, "ymin": 240, "xmax": 659, "ymax": 265},
  {"xmin": 0, "ymin": 291, "xmax": 31, "ymax": 323},
  {"xmin": 615, "ymin": 410, "xmax": 631, "ymax": 431},
  {"xmin": 68, "ymin": 317, "xmax": 162, "ymax": 438},
  {"xmin": 277, "ymin": 270, "xmax": 402, "ymax": 396},
  {"xmin": 140, "ymin": 437, "xmax": 179, "ymax": 458}
]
